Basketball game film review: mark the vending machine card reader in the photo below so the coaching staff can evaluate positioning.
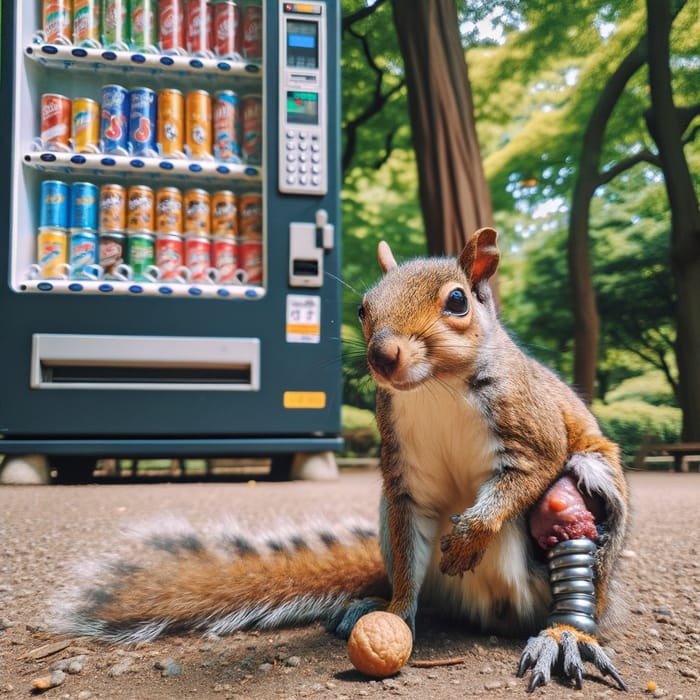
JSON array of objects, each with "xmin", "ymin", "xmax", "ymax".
[{"xmin": 278, "ymin": 2, "xmax": 327, "ymax": 196}]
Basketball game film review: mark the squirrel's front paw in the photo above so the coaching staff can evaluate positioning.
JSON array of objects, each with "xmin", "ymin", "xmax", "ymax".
[
  {"xmin": 439, "ymin": 531, "xmax": 484, "ymax": 576},
  {"xmin": 517, "ymin": 625, "xmax": 627, "ymax": 692}
]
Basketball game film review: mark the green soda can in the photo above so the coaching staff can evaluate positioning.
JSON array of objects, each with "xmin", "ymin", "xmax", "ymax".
[
  {"xmin": 127, "ymin": 233, "xmax": 156, "ymax": 281},
  {"xmin": 101, "ymin": 0, "xmax": 129, "ymax": 49},
  {"xmin": 130, "ymin": 0, "xmax": 158, "ymax": 50}
]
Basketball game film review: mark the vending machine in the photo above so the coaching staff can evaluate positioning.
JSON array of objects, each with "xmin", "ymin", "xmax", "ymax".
[{"xmin": 0, "ymin": 0, "xmax": 342, "ymax": 480}]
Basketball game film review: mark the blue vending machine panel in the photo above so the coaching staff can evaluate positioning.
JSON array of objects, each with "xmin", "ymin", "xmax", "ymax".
[{"xmin": 0, "ymin": 1, "xmax": 342, "ymax": 458}]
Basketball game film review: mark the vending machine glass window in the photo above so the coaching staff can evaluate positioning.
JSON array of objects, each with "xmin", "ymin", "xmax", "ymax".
[{"xmin": 0, "ymin": 0, "xmax": 342, "ymax": 474}]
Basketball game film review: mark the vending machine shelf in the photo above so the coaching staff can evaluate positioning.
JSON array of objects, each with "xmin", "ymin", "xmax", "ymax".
[
  {"xmin": 25, "ymin": 42, "xmax": 262, "ymax": 82},
  {"xmin": 17, "ymin": 277, "xmax": 265, "ymax": 300},
  {"xmin": 23, "ymin": 150, "xmax": 263, "ymax": 185}
]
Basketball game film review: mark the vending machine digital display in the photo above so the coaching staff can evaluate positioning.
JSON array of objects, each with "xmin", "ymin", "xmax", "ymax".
[{"xmin": 0, "ymin": 0, "xmax": 342, "ymax": 478}]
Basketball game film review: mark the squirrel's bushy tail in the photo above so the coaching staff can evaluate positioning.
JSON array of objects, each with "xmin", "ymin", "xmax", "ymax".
[{"xmin": 52, "ymin": 516, "xmax": 388, "ymax": 644}]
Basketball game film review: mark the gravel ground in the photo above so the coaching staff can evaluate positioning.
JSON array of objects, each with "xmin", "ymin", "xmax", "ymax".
[{"xmin": 0, "ymin": 468, "xmax": 698, "ymax": 699}]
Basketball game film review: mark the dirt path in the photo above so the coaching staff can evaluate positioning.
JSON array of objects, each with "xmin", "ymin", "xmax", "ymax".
[{"xmin": 0, "ymin": 469, "xmax": 698, "ymax": 699}]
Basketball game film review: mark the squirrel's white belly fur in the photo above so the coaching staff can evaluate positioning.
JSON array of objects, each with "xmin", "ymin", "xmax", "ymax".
[{"xmin": 390, "ymin": 378, "xmax": 550, "ymax": 631}]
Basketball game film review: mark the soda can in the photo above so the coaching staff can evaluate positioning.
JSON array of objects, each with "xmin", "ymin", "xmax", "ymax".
[
  {"xmin": 240, "ymin": 2, "xmax": 261, "ymax": 60},
  {"xmin": 184, "ymin": 188, "xmax": 210, "ymax": 234},
  {"xmin": 238, "ymin": 191, "xmax": 262, "ymax": 239},
  {"xmin": 239, "ymin": 238, "xmax": 262, "ymax": 285},
  {"xmin": 157, "ymin": 88, "xmax": 185, "ymax": 157},
  {"xmin": 156, "ymin": 234, "xmax": 184, "ymax": 280},
  {"xmin": 127, "ymin": 233, "xmax": 156, "ymax": 280},
  {"xmin": 211, "ymin": 190, "xmax": 237, "ymax": 237},
  {"xmin": 156, "ymin": 187, "xmax": 183, "ymax": 234},
  {"xmin": 127, "ymin": 185, "xmax": 155, "ymax": 232},
  {"xmin": 185, "ymin": 0, "xmax": 211, "ymax": 55},
  {"xmin": 73, "ymin": 0, "xmax": 100, "ymax": 47},
  {"xmin": 40, "ymin": 180, "xmax": 70, "ymax": 229},
  {"xmin": 100, "ymin": 84, "xmax": 130, "ymax": 155},
  {"xmin": 99, "ymin": 231, "xmax": 126, "ymax": 275},
  {"xmin": 71, "ymin": 97, "xmax": 100, "ymax": 153},
  {"xmin": 130, "ymin": 0, "xmax": 158, "ymax": 49},
  {"xmin": 99, "ymin": 183, "xmax": 126, "ymax": 232},
  {"xmin": 129, "ymin": 87, "xmax": 158, "ymax": 156},
  {"xmin": 213, "ymin": 90, "xmax": 241, "ymax": 162},
  {"xmin": 185, "ymin": 235, "xmax": 211, "ymax": 282},
  {"xmin": 41, "ymin": 93, "xmax": 71, "ymax": 152},
  {"xmin": 159, "ymin": 0, "xmax": 185, "ymax": 53},
  {"xmin": 70, "ymin": 182, "xmax": 99, "ymax": 231},
  {"xmin": 212, "ymin": 236, "xmax": 238, "ymax": 284},
  {"xmin": 241, "ymin": 94, "xmax": 262, "ymax": 164},
  {"xmin": 185, "ymin": 90, "xmax": 212, "ymax": 159},
  {"xmin": 43, "ymin": 0, "xmax": 72, "ymax": 45},
  {"xmin": 213, "ymin": 0, "xmax": 239, "ymax": 57},
  {"xmin": 37, "ymin": 228, "xmax": 69, "ymax": 278},
  {"xmin": 69, "ymin": 230, "xmax": 99, "ymax": 278},
  {"xmin": 101, "ymin": 0, "xmax": 129, "ymax": 49}
]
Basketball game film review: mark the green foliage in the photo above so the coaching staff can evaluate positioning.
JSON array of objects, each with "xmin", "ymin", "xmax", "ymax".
[
  {"xmin": 606, "ymin": 371, "xmax": 677, "ymax": 407},
  {"xmin": 593, "ymin": 399, "xmax": 681, "ymax": 460},
  {"xmin": 341, "ymin": 404, "xmax": 380, "ymax": 457}
]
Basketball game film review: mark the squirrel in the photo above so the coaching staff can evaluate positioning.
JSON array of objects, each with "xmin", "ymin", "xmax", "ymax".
[{"xmin": 54, "ymin": 228, "xmax": 629, "ymax": 692}]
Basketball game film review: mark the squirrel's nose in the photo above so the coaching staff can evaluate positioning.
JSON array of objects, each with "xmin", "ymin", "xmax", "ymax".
[{"xmin": 368, "ymin": 331, "xmax": 401, "ymax": 379}]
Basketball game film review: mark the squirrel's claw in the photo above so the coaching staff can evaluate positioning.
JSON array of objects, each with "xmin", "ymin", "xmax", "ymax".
[
  {"xmin": 517, "ymin": 626, "xmax": 627, "ymax": 692},
  {"xmin": 439, "ymin": 531, "xmax": 484, "ymax": 576}
]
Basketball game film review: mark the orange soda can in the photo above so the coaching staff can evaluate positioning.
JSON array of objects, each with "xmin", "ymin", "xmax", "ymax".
[
  {"xmin": 73, "ymin": 0, "xmax": 100, "ymax": 46},
  {"xmin": 184, "ymin": 188, "xmax": 210, "ymax": 234},
  {"xmin": 185, "ymin": 90, "xmax": 212, "ymax": 159},
  {"xmin": 99, "ymin": 184, "xmax": 127, "ymax": 232},
  {"xmin": 211, "ymin": 190, "xmax": 237, "ymax": 237},
  {"xmin": 71, "ymin": 98, "xmax": 100, "ymax": 153},
  {"xmin": 156, "ymin": 187, "xmax": 183, "ymax": 234},
  {"xmin": 43, "ymin": 0, "xmax": 72, "ymax": 44},
  {"xmin": 127, "ymin": 185, "xmax": 155, "ymax": 233},
  {"xmin": 37, "ymin": 228, "xmax": 68, "ymax": 278},
  {"xmin": 158, "ymin": 88, "xmax": 185, "ymax": 157},
  {"xmin": 238, "ymin": 191, "xmax": 262, "ymax": 239}
]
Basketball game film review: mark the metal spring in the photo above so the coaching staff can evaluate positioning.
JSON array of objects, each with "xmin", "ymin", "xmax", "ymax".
[{"xmin": 546, "ymin": 538, "xmax": 597, "ymax": 635}]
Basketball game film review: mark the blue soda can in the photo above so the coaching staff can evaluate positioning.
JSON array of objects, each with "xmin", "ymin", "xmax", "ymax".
[
  {"xmin": 40, "ymin": 180, "xmax": 69, "ymax": 229},
  {"xmin": 100, "ymin": 84, "xmax": 130, "ymax": 154},
  {"xmin": 129, "ymin": 87, "xmax": 158, "ymax": 156},
  {"xmin": 69, "ymin": 230, "xmax": 99, "ymax": 278},
  {"xmin": 70, "ymin": 182, "xmax": 99, "ymax": 231}
]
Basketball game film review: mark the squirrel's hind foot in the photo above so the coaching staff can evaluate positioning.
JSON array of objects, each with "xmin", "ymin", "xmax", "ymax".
[
  {"xmin": 329, "ymin": 597, "xmax": 386, "ymax": 639},
  {"xmin": 517, "ymin": 625, "xmax": 627, "ymax": 693}
]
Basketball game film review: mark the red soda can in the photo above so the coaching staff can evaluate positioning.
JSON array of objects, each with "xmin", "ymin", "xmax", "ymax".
[
  {"xmin": 185, "ymin": 235, "xmax": 211, "ymax": 282},
  {"xmin": 213, "ymin": 90, "xmax": 241, "ymax": 162},
  {"xmin": 156, "ymin": 234, "xmax": 184, "ymax": 280},
  {"xmin": 159, "ymin": 0, "xmax": 185, "ymax": 53},
  {"xmin": 241, "ymin": 94, "xmax": 262, "ymax": 164},
  {"xmin": 41, "ymin": 94, "xmax": 71, "ymax": 152},
  {"xmin": 184, "ymin": 188, "xmax": 210, "ymax": 234},
  {"xmin": 43, "ymin": 0, "xmax": 72, "ymax": 44},
  {"xmin": 212, "ymin": 237, "xmax": 238, "ymax": 284},
  {"xmin": 185, "ymin": 90, "xmax": 213, "ymax": 159},
  {"xmin": 213, "ymin": 1, "xmax": 239, "ymax": 57},
  {"xmin": 240, "ymin": 3, "xmax": 261, "ymax": 60},
  {"xmin": 73, "ymin": 0, "xmax": 100, "ymax": 47},
  {"xmin": 185, "ymin": 0, "xmax": 211, "ymax": 55},
  {"xmin": 239, "ymin": 238, "xmax": 262, "ymax": 285}
]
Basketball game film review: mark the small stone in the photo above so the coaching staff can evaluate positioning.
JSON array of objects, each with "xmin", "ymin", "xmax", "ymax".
[
  {"xmin": 480, "ymin": 665, "xmax": 494, "ymax": 674},
  {"xmin": 31, "ymin": 670, "xmax": 65, "ymax": 691},
  {"xmin": 285, "ymin": 655, "xmax": 301, "ymax": 667},
  {"xmin": 108, "ymin": 657, "xmax": 134, "ymax": 677},
  {"xmin": 155, "ymin": 659, "xmax": 182, "ymax": 677},
  {"xmin": 258, "ymin": 662, "xmax": 274, "ymax": 672},
  {"xmin": 679, "ymin": 668, "xmax": 698, "ymax": 680},
  {"xmin": 484, "ymin": 680, "xmax": 503, "ymax": 690}
]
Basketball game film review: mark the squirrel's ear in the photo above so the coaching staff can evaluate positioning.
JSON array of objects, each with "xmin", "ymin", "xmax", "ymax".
[
  {"xmin": 458, "ymin": 227, "xmax": 500, "ymax": 284},
  {"xmin": 377, "ymin": 241, "xmax": 398, "ymax": 273}
]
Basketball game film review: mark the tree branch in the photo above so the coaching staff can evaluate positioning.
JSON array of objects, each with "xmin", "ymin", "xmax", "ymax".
[
  {"xmin": 342, "ymin": 0, "xmax": 388, "ymax": 32},
  {"xmin": 597, "ymin": 148, "xmax": 660, "ymax": 186}
]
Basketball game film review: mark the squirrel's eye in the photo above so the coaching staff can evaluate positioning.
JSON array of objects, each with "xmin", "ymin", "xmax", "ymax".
[
  {"xmin": 443, "ymin": 288, "xmax": 469, "ymax": 316},
  {"xmin": 357, "ymin": 303, "xmax": 366, "ymax": 322}
]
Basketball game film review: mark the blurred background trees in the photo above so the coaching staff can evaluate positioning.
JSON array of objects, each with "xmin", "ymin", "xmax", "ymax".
[{"xmin": 339, "ymin": 0, "xmax": 699, "ymax": 458}]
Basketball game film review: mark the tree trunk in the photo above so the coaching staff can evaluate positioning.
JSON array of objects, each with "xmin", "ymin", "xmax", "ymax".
[
  {"xmin": 647, "ymin": 0, "xmax": 700, "ymax": 441},
  {"xmin": 391, "ymin": 0, "xmax": 493, "ymax": 257},
  {"xmin": 568, "ymin": 37, "xmax": 647, "ymax": 404}
]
